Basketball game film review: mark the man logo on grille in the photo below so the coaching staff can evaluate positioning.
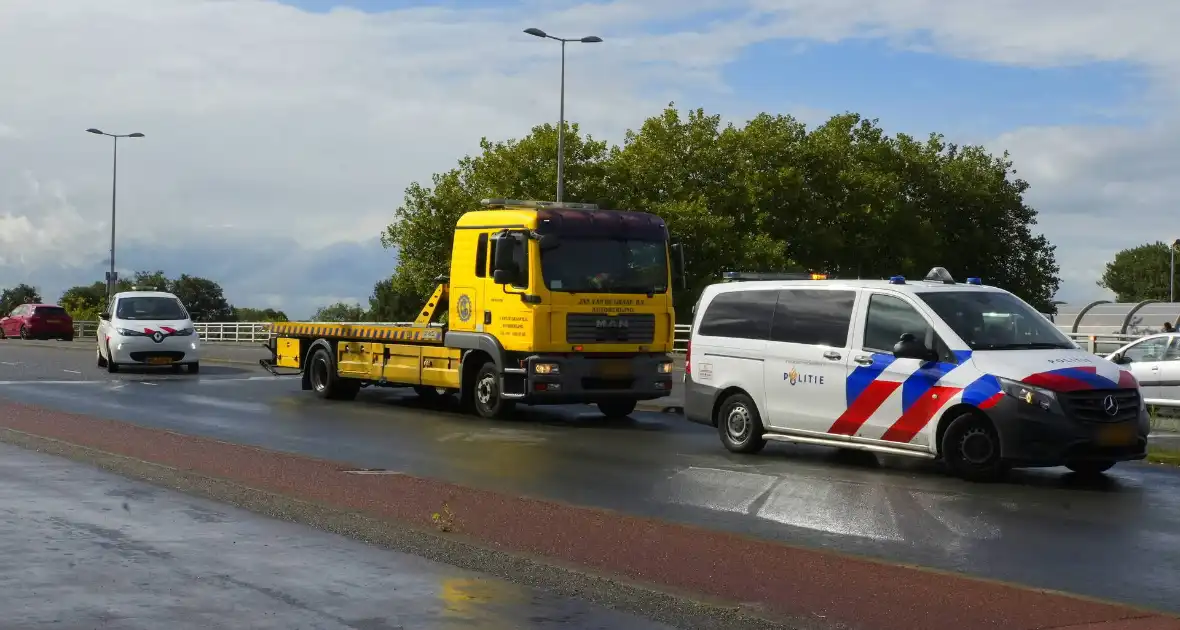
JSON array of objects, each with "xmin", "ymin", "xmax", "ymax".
[{"xmin": 1102, "ymin": 394, "xmax": 1119, "ymax": 416}]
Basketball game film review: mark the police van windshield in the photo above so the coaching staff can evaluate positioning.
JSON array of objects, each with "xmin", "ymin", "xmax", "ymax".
[
  {"xmin": 116, "ymin": 296, "xmax": 189, "ymax": 321},
  {"xmin": 916, "ymin": 291, "xmax": 1074, "ymax": 351},
  {"xmin": 541, "ymin": 238, "xmax": 669, "ymax": 294}
]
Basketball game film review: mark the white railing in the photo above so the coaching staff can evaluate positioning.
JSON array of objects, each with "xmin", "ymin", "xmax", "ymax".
[{"xmin": 69, "ymin": 320, "xmax": 1142, "ymax": 356}]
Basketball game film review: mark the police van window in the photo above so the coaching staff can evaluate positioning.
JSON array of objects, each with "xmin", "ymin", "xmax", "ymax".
[
  {"xmin": 475, "ymin": 233, "xmax": 488, "ymax": 278},
  {"xmin": 916, "ymin": 290, "xmax": 1073, "ymax": 350},
  {"xmin": 697, "ymin": 290, "xmax": 777, "ymax": 340},
  {"xmin": 771, "ymin": 289, "xmax": 854, "ymax": 347},
  {"xmin": 863, "ymin": 294, "xmax": 934, "ymax": 353}
]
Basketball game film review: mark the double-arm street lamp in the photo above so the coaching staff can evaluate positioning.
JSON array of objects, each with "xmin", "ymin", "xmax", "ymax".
[
  {"xmin": 523, "ymin": 27, "xmax": 602, "ymax": 203},
  {"xmin": 86, "ymin": 128, "xmax": 144, "ymax": 302}
]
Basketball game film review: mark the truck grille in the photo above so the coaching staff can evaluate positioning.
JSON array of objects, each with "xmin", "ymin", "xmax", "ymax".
[
  {"xmin": 566, "ymin": 313, "xmax": 655, "ymax": 344},
  {"xmin": 1059, "ymin": 389, "xmax": 1141, "ymax": 423}
]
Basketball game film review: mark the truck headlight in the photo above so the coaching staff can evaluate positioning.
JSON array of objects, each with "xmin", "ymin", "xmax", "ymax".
[
  {"xmin": 997, "ymin": 377, "xmax": 1058, "ymax": 413},
  {"xmin": 658, "ymin": 361, "xmax": 674, "ymax": 373},
  {"xmin": 534, "ymin": 363, "xmax": 559, "ymax": 375}
]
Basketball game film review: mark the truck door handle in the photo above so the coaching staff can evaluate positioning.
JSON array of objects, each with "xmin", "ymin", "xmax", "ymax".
[
  {"xmin": 853, "ymin": 355, "xmax": 874, "ymax": 365},
  {"xmin": 823, "ymin": 351, "xmax": 842, "ymax": 361}
]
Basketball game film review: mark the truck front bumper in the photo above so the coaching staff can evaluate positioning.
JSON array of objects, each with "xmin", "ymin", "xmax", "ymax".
[{"xmin": 517, "ymin": 353, "xmax": 675, "ymax": 404}]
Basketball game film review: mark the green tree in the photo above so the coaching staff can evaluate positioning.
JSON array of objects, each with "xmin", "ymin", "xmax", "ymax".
[
  {"xmin": 369, "ymin": 277, "xmax": 429, "ymax": 322},
  {"xmin": 312, "ymin": 302, "xmax": 368, "ymax": 322},
  {"xmin": 379, "ymin": 104, "xmax": 1061, "ymax": 314},
  {"xmin": 59, "ymin": 281, "xmax": 108, "ymax": 321},
  {"xmin": 1098, "ymin": 241, "xmax": 1177, "ymax": 302},
  {"xmin": 0, "ymin": 284, "xmax": 42, "ymax": 315},
  {"xmin": 170, "ymin": 274, "xmax": 233, "ymax": 322},
  {"xmin": 231, "ymin": 307, "xmax": 289, "ymax": 322}
]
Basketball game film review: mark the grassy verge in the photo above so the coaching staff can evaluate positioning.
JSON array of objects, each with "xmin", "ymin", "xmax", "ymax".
[{"xmin": 1147, "ymin": 448, "xmax": 1180, "ymax": 466}]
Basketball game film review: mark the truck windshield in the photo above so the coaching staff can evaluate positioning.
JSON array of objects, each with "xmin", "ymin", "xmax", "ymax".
[
  {"xmin": 541, "ymin": 238, "xmax": 669, "ymax": 294},
  {"xmin": 116, "ymin": 297, "xmax": 189, "ymax": 321},
  {"xmin": 916, "ymin": 291, "xmax": 1074, "ymax": 351}
]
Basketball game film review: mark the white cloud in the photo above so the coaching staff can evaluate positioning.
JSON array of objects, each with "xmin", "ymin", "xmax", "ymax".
[{"xmin": 2, "ymin": 0, "xmax": 1180, "ymax": 313}]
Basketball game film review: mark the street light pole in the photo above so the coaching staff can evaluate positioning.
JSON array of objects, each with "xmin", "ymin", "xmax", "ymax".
[
  {"xmin": 1171, "ymin": 239, "xmax": 1179, "ymax": 302},
  {"xmin": 523, "ymin": 28, "xmax": 602, "ymax": 204},
  {"xmin": 86, "ymin": 128, "xmax": 144, "ymax": 304}
]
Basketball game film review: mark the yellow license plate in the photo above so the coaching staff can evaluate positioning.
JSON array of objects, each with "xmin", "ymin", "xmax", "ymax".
[
  {"xmin": 598, "ymin": 361, "xmax": 631, "ymax": 377},
  {"xmin": 1097, "ymin": 423, "xmax": 1137, "ymax": 446},
  {"xmin": 146, "ymin": 357, "xmax": 173, "ymax": 365}
]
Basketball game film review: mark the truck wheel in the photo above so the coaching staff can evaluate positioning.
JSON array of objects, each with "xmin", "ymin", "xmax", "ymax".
[
  {"xmin": 941, "ymin": 411, "xmax": 1009, "ymax": 482},
  {"xmin": 414, "ymin": 386, "xmax": 452, "ymax": 403},
  {"xmin": 308, "ymin": 347, "xmax": 359, "ymax": 401},
  {"xmin": 716, "ymin": 392, "xmax": 766, "ymax": 454},
  {"xmin": 597, "ymin": 400, "xmax": 637, "ymax": 419},
  {"xmin": 473, "ymin": 361, "xmax": 515, "ymax": 419}
]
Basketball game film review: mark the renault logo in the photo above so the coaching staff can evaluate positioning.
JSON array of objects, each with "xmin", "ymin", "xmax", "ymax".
[
  {"xmin": 1102, "ymin": 394, "xmax": 1120, "ymax": 416},
  {"xmin": 151, "ymin": 331, "xmax": 165, "ymax": 343}
]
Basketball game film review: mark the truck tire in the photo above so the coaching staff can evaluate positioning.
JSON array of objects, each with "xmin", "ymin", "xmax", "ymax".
[
  {"xmin": 472, "ymin": 360, "xmax": 515, "ymax": 419},
  {"xmin": 597, "ymin": 400, "xmax": 637, "ymax": 419},
  {"xmin": 308, "ymin": 347, "xmax": 359, "ymax": 401}
]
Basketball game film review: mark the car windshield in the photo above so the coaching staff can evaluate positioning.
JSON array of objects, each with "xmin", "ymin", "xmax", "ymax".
[
  {"xmin": 916, "ymin": 291, "xmax": 1074, "ymax": 350},
  {"xmin": 540, "ymin": 238, "xmax": 669, "ymax": 294},
  {"xmin": 116, "ymin": 296, "xmax": 189, "ymax": 321}
]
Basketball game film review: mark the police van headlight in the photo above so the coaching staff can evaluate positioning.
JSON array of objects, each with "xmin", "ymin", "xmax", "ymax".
[{"xmin": 998, "ymin": 377, "xmax": 1059, "ymax": 413}]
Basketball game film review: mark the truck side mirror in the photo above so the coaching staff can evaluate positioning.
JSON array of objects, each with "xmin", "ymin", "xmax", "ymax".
[
  {"xmin": 670, "ymin": 242, "xmax": 687, "ymax": 290},
  {"xmin": 893, "ymin": 332, "xmax": 937, "ymax": 362},
  {"xmin": 492, "ymin": 232, "xmax": 519, "ymax": 284}
]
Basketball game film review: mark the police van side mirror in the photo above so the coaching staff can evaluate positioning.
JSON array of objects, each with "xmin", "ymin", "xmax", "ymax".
[{"xmin": 893, "ymin": 333, "xmax": 937, "ymax": 362}]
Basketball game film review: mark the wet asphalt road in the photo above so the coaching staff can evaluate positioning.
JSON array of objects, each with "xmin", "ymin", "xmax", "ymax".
[
  {"xmin": 2, "ymin": 342, "xmax": 1180, "ymax": 614},
  {"xmin": 0, "ymin": 441, "xmax": 673, "ymax": 630}
]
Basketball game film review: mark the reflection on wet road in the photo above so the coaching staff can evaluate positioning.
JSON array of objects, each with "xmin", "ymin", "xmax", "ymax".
[{"xmin": 1, "ymin": 346, "xmax": 1179, "ymax": 613}]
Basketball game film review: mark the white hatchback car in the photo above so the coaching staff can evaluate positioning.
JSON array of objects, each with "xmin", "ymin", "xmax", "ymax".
[
  {"xmin": 96, "ymin": 289, "xmax": 201, "ymax": 373},
  {"xmin": 1105, "ymin": 332, "xmax": 1180, "ymax": 404}
]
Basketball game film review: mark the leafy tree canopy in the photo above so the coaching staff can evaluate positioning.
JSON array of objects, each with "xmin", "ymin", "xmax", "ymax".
[
  {"xmin": 1098, "ymin": 241, "xmax": 1180, "ymax": 302},
  {"xmin": 0, "ymin": 284, "xmax": 42, "ymax": 315},
  {"xmin": 379, "ymin": 104, "xmax": 1061, "ymax": 314},
  {"xmin": 311, "ymin": 302, "xmax": 368, "ymax": 322},
  {"xmin": 56, "ymin": 271, "xmax": 232, "ymax": 322}
]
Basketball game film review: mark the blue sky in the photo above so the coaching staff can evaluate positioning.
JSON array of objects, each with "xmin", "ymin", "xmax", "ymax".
[{"xmin": 2, "ymin": 0, "xmax": 1178, "ymax": 318}]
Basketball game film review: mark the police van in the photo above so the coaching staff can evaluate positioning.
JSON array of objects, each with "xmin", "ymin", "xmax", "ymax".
[{"xmin": 682, "ymin": 268, "xmax": 1150, "ymax": 481}]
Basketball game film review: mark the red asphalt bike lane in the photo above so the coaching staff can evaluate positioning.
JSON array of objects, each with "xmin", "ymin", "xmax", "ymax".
[{"xmin": 0, "ymin": 400, "xmax": 1175, "ymax": 630}]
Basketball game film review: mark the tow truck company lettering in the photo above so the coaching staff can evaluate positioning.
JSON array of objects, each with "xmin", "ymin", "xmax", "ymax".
[
  {"xmin": 784, "ymin": 367, "xmax": 824, "ymax": 386},
  {"xmin": 577, "ymin": 298, "xmax": 637, "ymax": 306}
]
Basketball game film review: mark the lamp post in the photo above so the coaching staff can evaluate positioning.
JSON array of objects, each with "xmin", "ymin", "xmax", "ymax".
[
  {"xmin": 523, "ymin": 27, "xmax": 602, "ymax": 203},
  {"xmin": 86, "ymin": 128, "xmax": 144, "ymax": 303},
  {"xmin": 1171, "ymin": 238, "xmax": 1180, "ymax": 303}
]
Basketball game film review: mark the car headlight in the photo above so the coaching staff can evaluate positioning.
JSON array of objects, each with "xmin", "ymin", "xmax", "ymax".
[
  {"xmin": 997, "ymin": 377, "xmax": 1059, "ymax": 413},
  {"xmin": 115, "ymin": 327, "xmax": 145, "ymax": 336},
  {"xmin": 174, "ymin": 327, "xmax": 195, "ymax": 336}
]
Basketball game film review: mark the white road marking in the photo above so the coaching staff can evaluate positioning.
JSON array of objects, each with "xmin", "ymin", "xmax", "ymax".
[
  {"xmin": 62, "ymin": 370, "xmax": 81, "ymax": 374},
  {"xmin": 662, "ymin": 467, "xmax": 778, "ymax": 514},
  {"xmin": 755, "ymin": 478, "xmax": 905, "ymax": 541},
  {"xmin": 0, "ymin": 361, "xmax": 21, "ymax": 366},
  {"xmin": 342, "ymin": 470, "xmax": 405, "ymax": 475},
  {"xmin": 0, "ymin": 380, "xmax": 103, "ymax": 386},
  {"xmin": 176, "ymin": 394, "xmax": 268, "ymax": 413},
  {"xmin": 913, "ymin": 493, "xmax": 1002, "ymax": 541},
  {"xmin": 436, "ymin": 428, "xmax": 548, "ymax": 444}
]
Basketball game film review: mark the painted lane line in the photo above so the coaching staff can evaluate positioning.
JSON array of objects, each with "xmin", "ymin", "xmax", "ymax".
[
  {"xmin": 662, "ymin": 467, "xmax": 778, "ymax": 514},
  {"xmin": 62, "ymin": 370, "xmax": 81, "ymax": 374},
  {"xmin": 755, "ymin": 478, "xmax": 906, "ymax": 542}
]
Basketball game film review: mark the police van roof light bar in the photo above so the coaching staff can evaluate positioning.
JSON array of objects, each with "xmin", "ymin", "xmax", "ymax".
[
  {"xmin": 722, "ymin": 271, "xmax": 828, "ymax": 282},
  {"xmin": 923, "ymin": 267, "xmax": 957, "ymax": 284},
  {"xmin": 481, "ymin": 198, "xmax": 599, "ymax": 210}
]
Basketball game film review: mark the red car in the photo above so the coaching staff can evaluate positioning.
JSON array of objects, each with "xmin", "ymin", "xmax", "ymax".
[{"xmin": 0, "ymin": 303, "xmax": 75, "ymax": 341}]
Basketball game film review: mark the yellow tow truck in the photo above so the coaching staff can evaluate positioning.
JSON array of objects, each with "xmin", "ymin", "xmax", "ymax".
[{"xmin": 261, "ymin": 198, "xmax": 684, "ymax": 419}]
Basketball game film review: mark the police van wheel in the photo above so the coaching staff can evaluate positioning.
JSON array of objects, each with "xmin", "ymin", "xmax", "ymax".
[
  {"xmin": 473, "ymin": 361, "xmax": 515, "ymax": 419},
  {"xmin": 1065, "ymin": 460, "xmax": 1115, "ymax": 476},
  {"xmin": 597, "ymin": 400, "xmax": 637, "ymax": 419},
  {"xmin": 942, "ymin": 412, "xmax": 1008, "ymax": 482},
  {"xmin": 716, "ymin": 392, "xmax": 766, "ymax": 454}
]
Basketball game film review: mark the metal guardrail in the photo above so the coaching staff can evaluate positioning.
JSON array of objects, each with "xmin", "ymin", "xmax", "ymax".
[{"xmin": 69, "ymin": 321, "xmax": 1142, "ymax": 355}]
